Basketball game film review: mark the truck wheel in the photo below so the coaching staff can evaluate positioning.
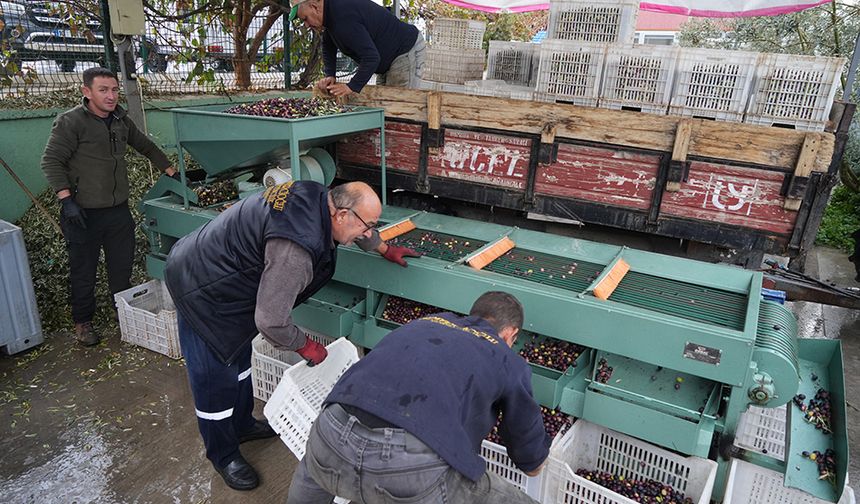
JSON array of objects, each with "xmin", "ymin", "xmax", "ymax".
[{"xmin": 57, "ymin": 60, "xmax": 76, "ymax": 72}]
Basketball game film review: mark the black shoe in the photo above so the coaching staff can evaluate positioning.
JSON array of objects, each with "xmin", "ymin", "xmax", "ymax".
[
  {"xmin": 214, "ymin": 455, "xmax": 259, "ymax": 491},
  {"xmin": 238, "ymin": 419, "xmax": 277, "ymax": 444},
  {"xmin": 74, "ymin": 322, "xmax": 100, "ymax": 346}
]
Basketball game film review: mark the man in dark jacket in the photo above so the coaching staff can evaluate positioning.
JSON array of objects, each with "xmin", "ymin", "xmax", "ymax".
[
  {"xmin": 41, "ymin": 67, "xmax": 177, "ymax": 346},
  {"xmin": 165, "ymin": 181, "xmax": 417, "ymax": 491},
  {"xmin": 287, "ymin": 291, "xmax": 550, "ymax": 504},
  {"xmin": 290, "ymin": 0, "xmax": 425, "ymax": 97}
]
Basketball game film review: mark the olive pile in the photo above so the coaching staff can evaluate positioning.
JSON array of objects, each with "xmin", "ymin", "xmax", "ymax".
[
  {"xmin": 801, "ymin": 448, "xmax": 837, "ymax": 484},
  {"xmin": 194, "ymin": 180, "xmax": 239, "ymax": 207},
  {"xmin": 519, "ymin": 335, "xmax": 585, "ymax": 372},
  {"xmin": 224, "ymin": 97, "xmax": 350, "ymax": 119},
  {"xmin": 575, "ymin": 470, "xmax": 694, "ymax": 504},
  {"xmin": 792, "ymin": 388, "xmax": 832, "ymax": 434},
  {"xmin": 382, "ymin": 296, "xmax": 450, "ymax": 325},
  {"xmin": 595, "ymin": 358, "xmax": 614, "ymax": 384},
  {"xmin": 486, "ymin": 407, "xmax": 573, "ymax": 444},
  {"xmin": 388, "ymin": 231, "xmax": 484, "ymax": 262}
]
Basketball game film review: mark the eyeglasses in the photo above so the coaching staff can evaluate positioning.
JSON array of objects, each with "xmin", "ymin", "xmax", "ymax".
[{"xmin": 339, "ymin": 207, "xmax": 377, "ymax": 232}]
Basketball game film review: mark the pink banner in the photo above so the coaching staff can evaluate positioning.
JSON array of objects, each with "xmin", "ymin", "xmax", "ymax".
[{"xmin": 439, "ymin": 0, "xmax": 833, "ymax": 16}]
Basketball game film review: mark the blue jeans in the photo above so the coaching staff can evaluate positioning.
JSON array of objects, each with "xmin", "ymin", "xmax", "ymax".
[{"xmin": 287, "ymin": 404, "xmax": 539, "ymax": 504}]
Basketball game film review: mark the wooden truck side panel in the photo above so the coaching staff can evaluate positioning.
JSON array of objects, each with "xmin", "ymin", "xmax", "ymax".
[
  {"xmin": 660, "ymin": 161, "xmax": 797, "ymax": 235},
  {"xmin": 535, "ymin": 143, "xmax": 660, "ymax": 211}
]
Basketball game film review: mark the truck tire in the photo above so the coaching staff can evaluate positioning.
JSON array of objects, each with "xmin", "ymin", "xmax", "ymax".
[{"xmin": 57, "ymin": 60, "xmax": 76, "ymax": 72}]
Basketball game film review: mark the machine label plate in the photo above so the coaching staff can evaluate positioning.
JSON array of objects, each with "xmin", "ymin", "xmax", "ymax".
[{"xmin": 683, "ymin": 342, "xmax": 721, "ymax": 365}]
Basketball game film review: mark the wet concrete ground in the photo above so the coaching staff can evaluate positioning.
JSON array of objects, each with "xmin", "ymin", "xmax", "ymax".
[{"xmin": 0, "ymin": 246, "xmax": 857, "ymax": 503}]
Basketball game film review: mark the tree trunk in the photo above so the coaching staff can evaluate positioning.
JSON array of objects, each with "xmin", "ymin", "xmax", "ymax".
[{"xmin": 296, "ymin": 35, "xmax": 322, "ymax": 89}]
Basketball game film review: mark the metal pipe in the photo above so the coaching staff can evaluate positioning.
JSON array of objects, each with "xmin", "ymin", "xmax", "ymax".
[{"xmin": 843, "ymin": 30, "xmax": 860, "ymax": 100}]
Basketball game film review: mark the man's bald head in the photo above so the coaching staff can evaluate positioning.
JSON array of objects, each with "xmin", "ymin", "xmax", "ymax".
[{"xmin": 329, "ymin": 182, "xmax": 382, "ymax": 245}]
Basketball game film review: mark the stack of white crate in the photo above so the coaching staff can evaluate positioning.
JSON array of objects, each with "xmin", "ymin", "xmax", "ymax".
[
  {"xmin": 744, "ymin": 53, "xmax": 846, "ymax": 131},
  {"xmin": 726, "ymin": 404, "xmax": 855, "ymax": 504},
  {"xmin": 535, "ymin": 0, "xmax": 639, "ymax": 106},
  {"xmin": 424, "ymin": 18, "xmax": 486, "ymax": 85}
]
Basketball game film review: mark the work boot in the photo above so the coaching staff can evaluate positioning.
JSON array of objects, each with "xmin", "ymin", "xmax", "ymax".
[
  {"xmin": 74, "ymin": 322, "xmax": 100, "ymax": 346},
  {"xmin": 238, "ymin": 419, "xmax": 277, "ymax": 444},
  {"xmin": 214, "ymin": 455, "xmax": 259, "ymax": 491}
]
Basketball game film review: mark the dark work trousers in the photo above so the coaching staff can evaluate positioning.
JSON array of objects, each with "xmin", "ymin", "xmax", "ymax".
[
  {"xmin": 60, "ymin": 201, "xmax": 135, "ymax": 324},
  {"xmin": 177, "ymin": 314, "xmax": 256, "ymax": 469}
]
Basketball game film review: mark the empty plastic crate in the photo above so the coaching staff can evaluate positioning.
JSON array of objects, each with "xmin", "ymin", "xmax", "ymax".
[
  {"xmin": 0, "ymin": 220, "xmax": 43, "ymax": 355},
  {"xmin": 424, "ymin": 47, "xmax": 485, "ymax": 84},
  {"xmin": 548, "ymin": 0, "xmax": 639, "ymax": 44},
  {"xmin": 541, "ymin": 419, "xmax": 718, "ymax": 504},
  {"xmin": 734, "ymin": 404, "xmax": 787, "ymax": 460},
  {"xmin": 417, "ymin": 79, "xmax": 469, "ymax": 93},
  {"xmin": 670, "ymin": 48, "xmax": 758, "ymax": 122},
  {"xmin": 745, "ymin": 53, "xmax": 846, "ymax": 131},
  {"xmin": 486, "ymin": 41, "xmax": 538, "ymax": 86},
  {"xmin": 251, "ymin": 335, "xmax": 305, "ymax": 401},
  {"xmin": 600, "ymin": 44, "xmax": 678, "ymax": 115},
  {"xmin": 430, "ymin": 18, "xmax": 486, "ymax": 50},
  {"xmin": 263, "ymin": 338, "xmax": 362, "ymax": 459},
  {"xmin": 482, "ymin": 439, "xmax": 543, "ymax": 499},
  {"xmin": 115, "ymin": 280, "xmax": 180, "ymax": 359},
  {"xmin": 724, "ymin": 459, "xmax": 856, "ymax": 504},
  {"xmin": 535, "ymin": 40, "xmax": 606, "ymax": 107},
  {"xmin": 463, "ymin": 80, "xmax": 533, "ymax": 101}
]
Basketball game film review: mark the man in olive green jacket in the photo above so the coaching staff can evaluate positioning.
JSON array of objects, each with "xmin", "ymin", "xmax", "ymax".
[{"xmin": 41, "ymin": 67, "xmax": 177, "ymax": 346}]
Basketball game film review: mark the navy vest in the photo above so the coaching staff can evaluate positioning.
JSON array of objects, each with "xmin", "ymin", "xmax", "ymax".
[{"xmin": 164, "ymin": 181, "xmax": 337, "ymax": 364}]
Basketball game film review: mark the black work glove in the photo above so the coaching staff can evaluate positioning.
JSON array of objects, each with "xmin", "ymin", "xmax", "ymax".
[{"xmin": 60, "ymin": 197, "xmax": 87, "ymax": 229}]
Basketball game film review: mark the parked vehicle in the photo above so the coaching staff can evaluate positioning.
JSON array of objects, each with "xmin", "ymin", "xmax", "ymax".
[{"xmin": 0, "ymin": 0, "xmax": 104, "ymax": 71}]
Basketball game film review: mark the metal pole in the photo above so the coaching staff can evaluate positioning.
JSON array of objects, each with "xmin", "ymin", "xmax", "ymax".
[
  {"xmin": 843, "ymin": 31, "xmax": 860, "ymax": 100},
  {"xmin": 284, "ymin": 0, "xmax": 291, "ymax": 89},
  {"xmin": 99, "ymin": 0, "xmax": 116, "ymax": 71},
  {"xmin": 394, "ymin": 0, "xmax": 400, "ymax": 19},
  {"xmin": 116, "ymin": 36, "xmax": 146, "ymax": 130}
]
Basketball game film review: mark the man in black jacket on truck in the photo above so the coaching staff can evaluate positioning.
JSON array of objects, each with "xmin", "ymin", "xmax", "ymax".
[
  {"xmin": 289, "ymin": 0, "xmax": 426, "ymax": 97},
  {"xmin": 41, "ymin": 67, "xmax": 177, "ymax": 346}
]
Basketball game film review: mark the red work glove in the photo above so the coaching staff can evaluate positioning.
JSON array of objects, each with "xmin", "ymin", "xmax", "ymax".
[
  {"xmin": 296, "ymin": 337, "xmax": 327, "ymax": 367},
  {"xmin": 382, "ymin": 245, "xmax": 421, "ymax": 267}
]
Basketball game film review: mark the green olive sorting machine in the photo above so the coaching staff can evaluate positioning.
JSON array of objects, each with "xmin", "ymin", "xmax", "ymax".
[{"xmin": 141, "ymin": 97, "xmax": 848, "ymax": 503}]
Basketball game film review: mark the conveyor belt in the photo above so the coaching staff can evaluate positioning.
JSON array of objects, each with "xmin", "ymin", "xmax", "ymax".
[{"xmin": 387, "ymin": 229, "xmax": 748, "ymax": 331}]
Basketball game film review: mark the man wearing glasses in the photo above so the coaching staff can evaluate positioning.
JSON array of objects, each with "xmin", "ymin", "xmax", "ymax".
[{"xmin": 164, "ymin": 180, "xmax": 418, "ymax": 491}]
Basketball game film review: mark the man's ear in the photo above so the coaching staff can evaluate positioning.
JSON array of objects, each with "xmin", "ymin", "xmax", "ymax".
[{"xmin": 499, "ymin": 326, "xmax": 519, "ymax": 347}]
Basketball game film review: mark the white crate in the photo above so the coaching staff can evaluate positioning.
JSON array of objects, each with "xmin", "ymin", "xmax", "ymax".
[
  {"xmin": 251, "ymin": 335, "xmax": 304, "ymax": 402},
  {"xmin": 745, "ymin": 53, "xmax": 846, "ymax": 131},
  {"xmin": 115, "ymin": 280, "xmax": 180, "ymax": 359},
  {"xmin": 425, "ymin": 47, "xmax": 485, "ymax": 84},
  {"xmin": 669, "ymin": 47, "xmax": 758, "ymax": 122},
  {"xmin": 430, "ymin": 18, "xmax": 486, "ymax": 50},
  {"xmin": 487, "ymin": 41, "xmax": 538, "ymax": 87},
  {"xmin": 263, "ymin": 338, "xmax": 361, "ymax": 460},
  {"xmin": 482, "ymin": 439, "xmax": 543, "ymax": 499},
  {"xmin": 734, "ymin": 404, "xmax": 787, "ymax": 460},
  {"xmin": 548, "ymin": 0, "xmax": 639, "ymax": 44},
  {"xmin": 535, "ymin": 40, "xmax": 606, "ymax": 107},
  {"xmin": 541, "ymin": 420, "xmax": 718, "ymax": 504},
  {"xmin": 463, "ymin": 80, "xmax": 534, "ymax": 101},
  {"xmin": 417, "ymin": 79, "xmax": 469, "ymax": 94},
  {"xmin": 724, "ymin": 459, "xmax": 856, "ymax": 504},
  {"xmin": 600, "ymin": 44, "xmax": 677, "ymax": 115}
]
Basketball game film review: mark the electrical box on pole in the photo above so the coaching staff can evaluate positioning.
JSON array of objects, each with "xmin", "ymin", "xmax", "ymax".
[{"xmin": 108, "ymin": 0, "xmax": 145, "ymax": 35}]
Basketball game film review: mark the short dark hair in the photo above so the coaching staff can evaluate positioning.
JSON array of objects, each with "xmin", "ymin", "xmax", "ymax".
[
  {"xmin": 83, "ymin": 67, "xmax": 118, "ymax": 88},
  {"xmin": 329, "ymin": 182, "xmax": 364, "ymax": 209},
  {"xmin": 469, "ymin": 291, "xmax": 524, "ymax": 333}
]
